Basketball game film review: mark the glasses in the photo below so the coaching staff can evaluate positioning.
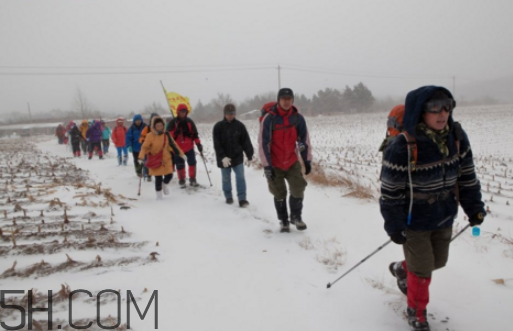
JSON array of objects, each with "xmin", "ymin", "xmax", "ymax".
[{"xmin": 423, "ymin": 99, "xmax": 455, "ymax": 114}]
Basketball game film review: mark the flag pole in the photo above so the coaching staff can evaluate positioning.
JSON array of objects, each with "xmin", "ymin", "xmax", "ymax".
[{"xmin": 160, "ymin": 80, "xmax": 176, "ymax": 122}]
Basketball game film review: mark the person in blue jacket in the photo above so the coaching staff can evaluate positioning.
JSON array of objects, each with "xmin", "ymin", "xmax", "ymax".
[
  {"xmin": 126, "ymin": 114, "xmax": 147, "ymax": 177},
  {"xmin": 380, "ymin": 86, "xmax": 485, "ymax": 331}
]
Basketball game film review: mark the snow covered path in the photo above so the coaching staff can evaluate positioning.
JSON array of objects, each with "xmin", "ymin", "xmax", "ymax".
[{"xmin": 17, "ymin": 135, "xmax": 509, "ymax": 331}]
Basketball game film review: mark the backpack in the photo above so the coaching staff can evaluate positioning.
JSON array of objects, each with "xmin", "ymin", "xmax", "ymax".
[{"xmin": 259, "ymin": 102, "xmax": 298, "ymax": 131}]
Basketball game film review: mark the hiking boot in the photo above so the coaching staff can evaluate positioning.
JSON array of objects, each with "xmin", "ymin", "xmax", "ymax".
[
  {"xmin": 179, "ymin": 179, "xmax": 186, "ymax": 188},
  {"xmin": 156, "ymin": 191, "xmax": 163, "ymax": 201},
  {"xmin": 290, "ymin": 215, "xmax": 307, "ymax": 231},
  {"xmin": 189, "ymin": 178, "xmax": 199, "ymax": 187},
  {"xmin": 280, "ymin": 219, "xmax": 290, "ymax": 233},
  {"xmin": 239, "ymin": 200, "xmax": 249, "ymax": 208},
  {"xmin": 405, "ymin": 307, "xmax": 430, "ymax": 331},
  {"xmin": 147, "ymin": 176, "xmax": 152, "ymax": 182},
  {"xmin": 389, "ymin": 261, "xmax": 408, "ymax": 295},
  {"xmin": 122, "ymin": 155, "xmax": 128, "ymax": 166},
  {"xmin": 162, "ymin": 183, "xmax": 170, "ymax": 195},
  {"xmin": 226, "ymin": 198, "xmax": 234, "ymax": 204}
]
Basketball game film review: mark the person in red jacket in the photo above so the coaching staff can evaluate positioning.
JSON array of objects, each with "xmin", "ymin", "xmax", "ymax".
[
  {"xmin": 111, "ymin": 118, "xmax": 128, "ymax": 166},
  {"xmin": 166, "ymin": 104, "xmax": 203, "ymax": 188},
  {"xmin": 258, "ymin": 88, "xmax": 313, "ymax": 233}
]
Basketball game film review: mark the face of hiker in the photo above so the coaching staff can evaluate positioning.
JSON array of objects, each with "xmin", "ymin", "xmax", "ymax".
[
  {"xmin": 178, "ymin": 110, "xmax": 187, "ymax": 119},
  {"xmin": 278, "ymin": 96, "xmax": 293, "ymax": 111},
  {"xmin": 422, "ymin": 108, "xmax": 450, "ymax": 131},
  {"xmin": 155, "ymin": 122, "xmax": 164, "ymax": 133}
]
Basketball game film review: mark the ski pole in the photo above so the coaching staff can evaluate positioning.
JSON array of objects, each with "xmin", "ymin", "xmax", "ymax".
[
  {"xmin": 327, "ymin": 239, "xmax": 392, "ymax": 289},
  {"xmin": 199, "ymin": 151, "xmax": 212, "ymax": 186},
  {"xmin": 450, "ymin": 223, "xmax": 471, "ymax": 242},
  {"xmin": 137, "ymin": 174, "xmax": 142, "ymax": 196}
]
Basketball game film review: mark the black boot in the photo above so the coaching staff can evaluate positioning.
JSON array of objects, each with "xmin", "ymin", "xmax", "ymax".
[
  {"xmin": 274, "ymin": 198, "xmax": 289, "ymax": 233},
  {"xmin": 289, "ymin": 196, "xmax": 307, "ymax": 230},
  {"xmin": 405, "ymin": 307, "xmax": 430, "ymax": 331},
  {"xmin": 389, "ymin": 261, "xmax": 408, "ymax": 295}
]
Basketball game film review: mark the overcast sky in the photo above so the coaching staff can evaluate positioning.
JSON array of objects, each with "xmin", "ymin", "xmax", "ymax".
[{"xmin": 1, "ymin": 0, "xmax": 512, "ymax": 116}]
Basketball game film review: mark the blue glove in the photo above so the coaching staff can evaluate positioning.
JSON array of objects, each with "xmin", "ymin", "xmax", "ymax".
[{"xmin": 128, "ymin": 146, "xmax": 133, "ymax": 153}]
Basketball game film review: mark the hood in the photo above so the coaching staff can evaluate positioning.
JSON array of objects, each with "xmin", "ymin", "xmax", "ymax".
[
  {"xmin": 93, "ymin": 121, "xmax": 102, "ymax": 130},
  {"xmin": 150, "ymin": 115, "xmax": 165, "ymax": 133},
  {"xmin": 81, "ymin": 120, "xmax": 88, "ymax": 125},
  {"xmin": 132, "ymin": 114, "xmax": 143, "ymax": 123},
  {"xmin": 403, "ymin": 85, "xmax": 454, "ymax": 137}
]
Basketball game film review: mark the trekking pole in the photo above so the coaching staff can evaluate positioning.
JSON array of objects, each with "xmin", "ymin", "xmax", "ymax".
[
  {"xmin": 199, "ymin": 151, "xmax": 213, "ymax": 186},
  {"xmin": 450, "ymin": 223, "xmax": 471, "ymax": 242},
  {"xmin": 137, "ymin": 175, "xmax": 142, "ymax": 196},
  {"xmin": 327, "ymin": 239, "xmax": 392, "ymax": 289}
]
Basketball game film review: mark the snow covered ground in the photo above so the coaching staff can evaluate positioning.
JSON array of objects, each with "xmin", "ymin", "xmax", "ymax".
[{"xmin": 1, "ymin": 105, "xmax": 512, "ymax": 331}]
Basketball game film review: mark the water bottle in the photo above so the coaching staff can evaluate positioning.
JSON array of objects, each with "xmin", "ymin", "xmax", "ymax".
[{"xmin": 472, "ymin": 226, "xmax": 481, "ymax": 237}]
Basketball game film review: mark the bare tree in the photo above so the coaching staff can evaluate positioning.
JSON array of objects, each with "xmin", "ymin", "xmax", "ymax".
[
  {"xmin": 211, "ymin": 93, "xmax": 234, "ymax": 112},
  {"xmin": 73, "ymin": 87, "xmax": 94, "ymax": 119}
]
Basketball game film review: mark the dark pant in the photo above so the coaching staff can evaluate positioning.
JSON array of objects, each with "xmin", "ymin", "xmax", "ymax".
[
  {"xmin": 89, "ymin": 142, "xmax": 103, "ymax": 158},
  {"xmin": 71, "ymin": 141, "xmax": 80, "ymax": 154},
  {"xmin": 102, "ymin": 139, "xmax": 110, "ymax": 153},
  {"xmin": 267, "ymin": 161, "xmax": 308, "ymax": 199},
  {"xmin": 174, "ymin": 149, "xmax": 197, "ymax": 170},
  {"xmin": 155, "ymin": 174, "xmax": 173, "ymax": 191},
  {"xmin": 403, "ymin": 226, "xmax": 452, "ymax": 278},
  {"xmin": 80, "ymin": 140, "xmax": 88, "ymax": 153}
]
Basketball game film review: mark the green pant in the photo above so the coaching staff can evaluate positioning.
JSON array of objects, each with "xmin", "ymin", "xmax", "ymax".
[
  {"xmin": 267, "ymin": 161, "xmax": 308, "ymax": 199},
  {"xmin": 403, "ymin": 227, "xmax": 452, "ymax": 278}
]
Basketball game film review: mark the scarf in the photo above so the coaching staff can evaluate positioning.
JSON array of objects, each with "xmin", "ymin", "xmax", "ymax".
[{"xmin": 417, "ymin": 123, "xmax": 450, "ymax": 158}]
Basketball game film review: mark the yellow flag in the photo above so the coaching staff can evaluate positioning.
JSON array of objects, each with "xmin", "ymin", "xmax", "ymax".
[{"xmin": 165, "ymin": 91, "xmax": 192, "ymax": 117}]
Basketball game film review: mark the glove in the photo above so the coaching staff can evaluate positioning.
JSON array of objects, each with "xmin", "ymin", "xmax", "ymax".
[
  {"xmin": 128, "ymin": 146, "xmax": 133, "ymax": 153},
  {"xmin": 197, "ymin": 143, "xmax": 203, "ymax": 153},
  {"xmin": 264, "ymin": 167, "xmax": 275, "ymax": 181},
  {"xmin": 86, "ymin": 138, "xmax": 90, "ymax": 142},
  {"xmin": 390, "ymin": 231, "xmax": 407, "ymax": 245},
  {"xmin": 222, "ymin": 157, "xmax": 231, "ymax": 168},
  {"xmin": 180, "ymin": 154, "xmax": 187, "ymax": 162},
  {"xmin": 469, "ymin": 212, "xmax": 485, "ymax": 226},
  {"xmin": 304, "ymin": 162, "xmax": 312, "ymax": 175}
]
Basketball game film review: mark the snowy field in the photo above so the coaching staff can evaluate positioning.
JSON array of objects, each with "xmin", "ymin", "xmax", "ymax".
[{"xmin": 1, "ymin": 104, "xmax": 512, "ymax": 331}]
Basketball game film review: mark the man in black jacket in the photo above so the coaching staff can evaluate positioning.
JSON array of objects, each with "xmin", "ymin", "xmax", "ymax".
[{"xmin": 213, "ymin": 104, "xmax": 254, "ymax": 207}]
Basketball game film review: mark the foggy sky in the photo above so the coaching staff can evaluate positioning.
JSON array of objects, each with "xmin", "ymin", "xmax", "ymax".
[{"xmin": 1, "ymin": 0, "xmax": 512, "ymax": 115}]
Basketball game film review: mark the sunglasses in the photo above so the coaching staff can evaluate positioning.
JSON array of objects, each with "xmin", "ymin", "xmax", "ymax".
[{"xmin": 423, "ymin": 99, "xmax": 455, "ymax": 114}]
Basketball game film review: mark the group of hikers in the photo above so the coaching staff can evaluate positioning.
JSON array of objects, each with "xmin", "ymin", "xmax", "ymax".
[
  {"xmin": 54, "ymin": 86, "xmax": 485, "ymax": 331},
  {"xmin": 56, "ymin": 119, "xmax": 112, "ymax": 159}
]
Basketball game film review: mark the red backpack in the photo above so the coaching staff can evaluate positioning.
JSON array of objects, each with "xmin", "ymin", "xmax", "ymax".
[{"xmin": 259, "ymin": 102, "xmax": 299, "ymax": 131}]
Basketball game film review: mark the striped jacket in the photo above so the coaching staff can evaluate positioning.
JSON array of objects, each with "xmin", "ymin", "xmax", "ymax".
[{"xmin": 380, "ymin": 86, "xmax": 485, "ymax": 235}]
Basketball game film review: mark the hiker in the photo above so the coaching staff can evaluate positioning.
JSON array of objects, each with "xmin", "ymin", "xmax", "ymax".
[
  {"xmin": 380, "ymin": 86, "xmax": 486, "ymax": 331},
  {"xmin": 126, "ymin": 114, "xmax": 147, "ymax": 177},
  {"xmin": 213, "ymin": 103, "xmax": 254, "ymax": 207},
  {"xmin": 139, "ymin": 115, "xmax": 185, "ymax": 200},
  {"xmin": 86, "ymin": 120, "xmax": 103, "ymax": 160},
  {"xmin": 68, "ymin": 124, "xmax": 83, "ymax": 157},
  {"xmin": 100, "ymin": 120, "xmax": 112, "ymax": 154},
  {"xmin": 55, "ymin": 124, "xmax": 65, "ymax": 144},
  {"xmin": 139, "ymin": 113, "xmax": 159, "ymax": 182},
  {"xmin": 258, "ymin": 88, "xmax": 312, "ymax": 232},
  {"xmin": 112, "ymin": 118, "xmax": 128, "ymax": 165},
  {"xmin": 167, "ymin": 104, "xmax": 203, "ymax": 188},
  {"xmin": 79, "ymin": 120, "xmax": 89, "ymax": 154}
]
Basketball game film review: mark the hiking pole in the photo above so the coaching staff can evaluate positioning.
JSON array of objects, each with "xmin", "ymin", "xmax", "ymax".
[
  {"xmin": 327, "ymin": 239, "xmax": 392, "ymax": 289},
  {"xmin": 450, "ymin": 223, "xmax": 471, "ymax": 242},
  {"xmin": 137, "ymin": 175, "xmax": 142, "ymax": 196},
  {"xmin": 199, "ymin": 151, "xmax": 212, "ymax": 186}
]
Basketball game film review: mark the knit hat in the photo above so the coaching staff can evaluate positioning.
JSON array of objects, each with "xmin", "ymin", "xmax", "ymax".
[
  {"xmin": 223, "ymin": 103, "xmax": 236, "ymax": 115},
  {"xmin": 428, "ymin": 90, "xmax": 452, "ymax": 101},
  {"xmin": 277, "ymin": 88, "xmax": 294, "ymax": 100}
]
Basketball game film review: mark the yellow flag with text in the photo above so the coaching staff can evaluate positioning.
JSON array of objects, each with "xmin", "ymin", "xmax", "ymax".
[{"xmin": 165, "ymin": 91, "xmax": 193, "ymax": 117}]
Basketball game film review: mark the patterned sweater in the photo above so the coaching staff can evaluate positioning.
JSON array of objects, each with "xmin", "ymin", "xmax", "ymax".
[{"xmin": 380, "ymin": 86, "xmax": 485, "ymax": 235}]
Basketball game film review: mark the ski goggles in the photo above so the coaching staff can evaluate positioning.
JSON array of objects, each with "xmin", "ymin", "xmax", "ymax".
[{"xmin": 423, "ymin": 99, "xmax": 456, "ymax": 114}]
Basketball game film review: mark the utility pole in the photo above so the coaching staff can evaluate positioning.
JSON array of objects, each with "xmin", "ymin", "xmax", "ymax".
[
  {"xmin": 27, "ymin": 102, "xmax": 33, "ymax": 137},
  {"xmin": 277, "ymin": 64, "xmax": 281, "ymax": 90},
  {"xmin": 452, "ymin": 76, "xmax": 456, "ymax": 96}
]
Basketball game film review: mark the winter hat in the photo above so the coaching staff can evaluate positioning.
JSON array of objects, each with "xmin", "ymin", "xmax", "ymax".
[
  {"xmin": 223, "ymin": 103, "xmax": 236, "ymax": 115},
  {"xmin": 428, "ymin": 90, "xmax": 452, "ymax": 101},
  {"xmin": 177, "ymin": 104, "xmax": 189, "ymax": 113},
  {"xmin": 277, "ymin": 88, "xmax": 294, "ymax": 100},
  {"xmin": 116, "ymin": 117, "xmax": 123, "ymax": 123}
]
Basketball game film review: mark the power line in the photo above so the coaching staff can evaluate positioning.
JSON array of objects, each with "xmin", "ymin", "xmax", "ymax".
[{"xmin": 0, "ymin": 63, "xmax": 275, "ymax": 69}]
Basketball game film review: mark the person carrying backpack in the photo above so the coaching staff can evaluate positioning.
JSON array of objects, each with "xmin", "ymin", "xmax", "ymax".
[
  {"xmin": 258, "ymin": 88, "xmax": 312, "ymax": 233},
  {"xmin": 79, "ymin": 120, "xmax": 89, "ymax": 154},
  {"xmin": 86, "ymin": 120, "xmax": 103, "ymax": 160},
  {"xmin": 112, "ymin": 118, "xmax": 128, "ymax": 166},
  {"xmin": 213, "ymin": 104, "xmax": 254, "ymax": 207},
  {"xmin": 100, "ymin": 120, "xmax": 112, "ymax": 154},
  {"xmin": 167, "ymin": 103, "xmax": 203, "ymax": 188},
  {"xmin": 68, "ymin": 123, "xmax": 83, "ymax": 157},
  {"xmin": 380, "ymin": 86, "xmax": 485, "ymax": 331},
  {"xmin": 139, "ymin": 113, "xmax": 159, "ymax": 182},
  {"xmin": 139, "ymin": 115, "xmax": 185, "ymax": 200},
  {"xmin": 126, "ymin": 114, "xmax": 147, "ymax": 177}
]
